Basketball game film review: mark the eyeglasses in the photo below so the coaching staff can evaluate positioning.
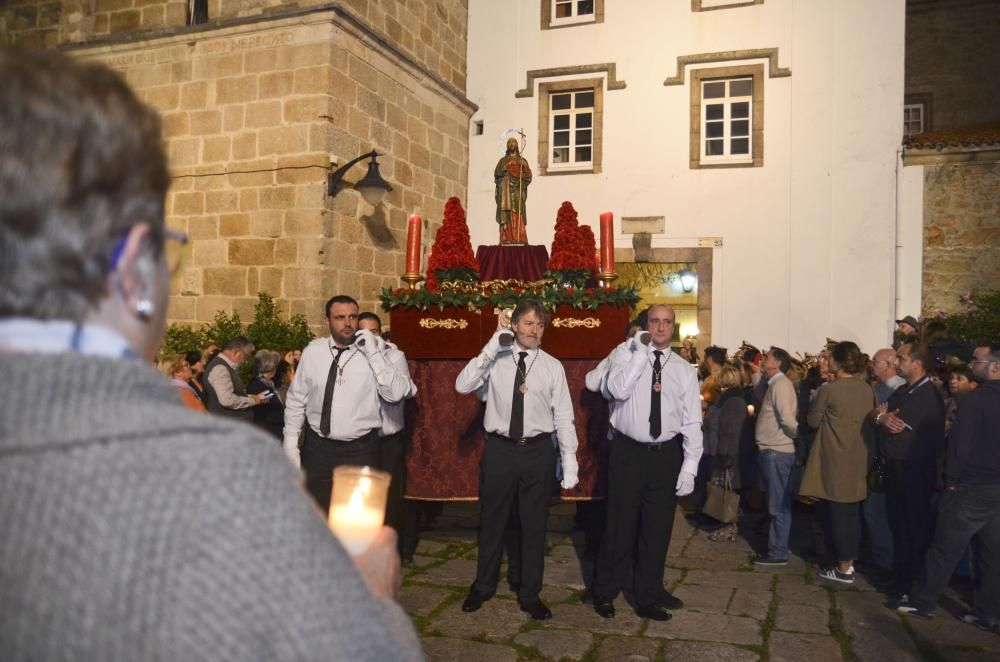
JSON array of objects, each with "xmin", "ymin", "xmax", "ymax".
[{"xmin": 109, "ymin": 227, "xmax": 189, "ymax": 277}]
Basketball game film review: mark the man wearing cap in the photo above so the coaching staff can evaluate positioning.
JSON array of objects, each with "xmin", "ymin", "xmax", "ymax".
[
  {"xmin": 894, "ymin": 316, "xmax": 920, "ymax": 349},
  {"xmin": 455, "ymin": 298, "xmax": 579, "ymax": 621},
  {"xmin": 591, "ymin": 304, "xmax": 703, "ymax": 621}
]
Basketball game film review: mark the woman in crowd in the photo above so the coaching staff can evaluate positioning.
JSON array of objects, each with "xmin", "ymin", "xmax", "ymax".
[
  {"xmin": 248, "ymin": 349, "xmax": 285, "ymax": 441},
  {"xmin": 705, "ymin": 363, "xmax": 750, "ymax": 542},
  {"xmin": 184, "ymin": 349, "xmax": 207, "ymax": 403},
  {"xmin": 158, "ymin": 354, "xmax": 206, "ymax": 412},
  {"xmin": 800, "ymin": 341, "xmax": 875, "ymax": 584}
]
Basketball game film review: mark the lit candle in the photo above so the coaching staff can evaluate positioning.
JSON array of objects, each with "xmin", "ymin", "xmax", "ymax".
[
  {"xmin": 405, "ymin": 214, "xmax": 422, "ymax": 274},
  {"xmin": 599, "ymin": 212, "xmax": 614, "ymax": 275},
  {"xmin": 327, "ymin": 466, "xmax": 390, "ymax": 556},
  {"xmin": 747, "ymin": 404, "xmax": 755, "ymax": 416},
  {"xmin": 329, "ymin": 479, "xmax": 384, "ymax": 555}
]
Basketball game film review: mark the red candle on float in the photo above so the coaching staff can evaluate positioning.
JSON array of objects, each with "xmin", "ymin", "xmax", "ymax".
[
  {"xmin": 405, "ymin": 214, "xmax": 421, "ymax": 273},
  {"xmin": 599, "ymin": 212, "xmax": 614, "ymax": 274}
]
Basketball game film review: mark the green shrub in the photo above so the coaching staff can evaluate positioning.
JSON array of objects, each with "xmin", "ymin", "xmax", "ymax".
[
  {"xmin": 161, "ymin": 293, "xmax": 315, "ymax": 367},
  {"xmin": 936, "ymin": 290, "xmax": 1000, "ymax": 346}
]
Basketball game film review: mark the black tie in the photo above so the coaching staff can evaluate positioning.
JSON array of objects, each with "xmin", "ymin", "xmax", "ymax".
[
  {"xmin": 509, "ymin": 351, "xmax": 528, "ymax": 440},
  {"xmin": 320, "ymin": 347, "xmax": 347, "ymax": 437},
  {"xmin": 649, "ymin": 351, "xmax": 662, "ymax": 439}
]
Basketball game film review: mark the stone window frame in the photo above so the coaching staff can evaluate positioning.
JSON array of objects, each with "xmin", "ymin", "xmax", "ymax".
[
  {"xmin": 691, "ymin": 0, "xmax": 763, "ymax": 11},
  {"xmin": 537, "ymin": 77, "xmax": 604, "ymax": 176},
  {"xmin": 689, "ymin": 64, "xmax": 764, "ymax": 169},
  {"xmin": 541, "ymin": 0, "xmax": 605, "ymax": 30}
]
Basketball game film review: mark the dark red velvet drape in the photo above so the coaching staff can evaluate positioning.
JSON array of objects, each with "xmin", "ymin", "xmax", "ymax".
[{"xmin": 475, "ymin": 245, "xmax": 550, "ymax": 281}]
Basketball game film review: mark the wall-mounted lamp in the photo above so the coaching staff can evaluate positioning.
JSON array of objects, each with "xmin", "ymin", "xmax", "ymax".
[
  {"xmin": 327, "ymin": 150, "xmax": 393, "ymax": 206},
  {"xmin": 677, "ymin": 268, "xmax": 697, "ymax": 293},
  {"xmin": 664, "ymin": 264, "xmax": 698, "ymax": 293}
]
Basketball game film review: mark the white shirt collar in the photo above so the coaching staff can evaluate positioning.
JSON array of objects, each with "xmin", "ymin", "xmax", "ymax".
[{"xmin": 0, "ymin": 318, "xmax": 137, "ymax": 358}]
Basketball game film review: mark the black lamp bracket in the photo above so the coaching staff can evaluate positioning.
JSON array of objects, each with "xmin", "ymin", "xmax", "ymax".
[{"xmin": 327, "ymin": 149, "xmax": 379, "ymax": 197}]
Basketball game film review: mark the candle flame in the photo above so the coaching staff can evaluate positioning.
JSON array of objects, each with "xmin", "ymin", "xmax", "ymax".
[{"xmin": 348, "ymin": 477, "xmax": 372, "ymax": 512}]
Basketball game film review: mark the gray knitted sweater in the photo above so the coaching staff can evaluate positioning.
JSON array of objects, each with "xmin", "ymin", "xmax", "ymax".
[{"xmin": 0, "ymin": 352, "xmax": 422, "ymax": 661}]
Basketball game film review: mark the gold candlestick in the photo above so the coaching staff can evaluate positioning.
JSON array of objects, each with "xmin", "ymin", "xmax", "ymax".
[
  {"xmin": 401, "ymin": 272, "xmax": 424, "ymax": 289},
  {"xmin": 600, "ymin": 271, "xmax": 619, "ymax": 286}
]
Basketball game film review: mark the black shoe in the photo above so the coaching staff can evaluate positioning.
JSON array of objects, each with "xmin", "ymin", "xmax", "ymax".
[
  {"xmin": 594, "ymin": 599, "xmax": 615, "ymax": 619},
  {"xmin": 635, "ymin": 605, "xmax": 672, "ymax": 621},
  {"xmin": 519, "ymin": 600, "xmax": 552, "ymax": 620},
  {"xmin": 655, "ymin": 591, "xmax": 684, "ymax": 610},
  {"xmin": 461, "ymin": 589, "xmax": 491, "ymax": 613}
]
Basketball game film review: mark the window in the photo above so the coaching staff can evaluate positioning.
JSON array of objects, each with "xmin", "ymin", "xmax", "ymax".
[
  {"xmin": 537, "ymin": 78, "xmax": 603, "ymax": 175},
  {"xmin": 541, "ymin": 0, "xmax": 603, "ymax": 29},
  {"xmin": 903, "ymin": 94, "xmax": 932, "ymax": 139},
  {"xmin": 689, "ymin": 64, "xmax": 764, "ymax": 168},
  {"xmin": 550, "ymin": 90, "xmax": 594, "ymax": 167},
  {"xmin": 702, "ymin": 78, "xmax": 753, "ymax": 162},
  {"xmin": 904, "ymin": 104, "xmax": 924, "ymax": 138}
]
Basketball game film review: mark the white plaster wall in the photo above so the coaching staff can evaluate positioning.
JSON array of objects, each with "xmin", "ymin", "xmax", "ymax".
[{"xmin": 466, "ymin": 0, "xmax": 905, "ymax": 354}]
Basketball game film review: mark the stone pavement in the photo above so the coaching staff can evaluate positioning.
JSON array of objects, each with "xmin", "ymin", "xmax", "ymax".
[{"xmin": 399, "ymin": 501, "xmax": 1000, "ymax": 661}]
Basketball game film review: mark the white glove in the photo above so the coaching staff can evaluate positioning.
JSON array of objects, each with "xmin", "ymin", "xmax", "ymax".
[
  {"xmin": 675, "ymin": 470, "xmax": 696, "ymax": 497},
  {"xmin": 355, "ymin": 329, "xmax": 380, "ymax": 357},
  {"xmin": 560, "ymin": 452, "xmax": 579, "ymax": 490},
  {"xmin": 483, "ymin": 328, "xmax": 514, "ymax": 361},
  {"xmin": 630, "ymin": 331, "xmax": 653, "ymax": 354}
]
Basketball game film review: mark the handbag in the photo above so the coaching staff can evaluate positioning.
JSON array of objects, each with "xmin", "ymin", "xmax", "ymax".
[
  {"xmin": 867, "ymin": 453, "xmax": 886, "ymax": 493},
  {"xmin": 703, "ymin": 470, "xmax": 740, "ymax": 524}
]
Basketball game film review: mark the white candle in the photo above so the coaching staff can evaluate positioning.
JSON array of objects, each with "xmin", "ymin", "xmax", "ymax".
[{"xmin": 328, "ymin": 482, "xmax": 383, "ymax": 555}]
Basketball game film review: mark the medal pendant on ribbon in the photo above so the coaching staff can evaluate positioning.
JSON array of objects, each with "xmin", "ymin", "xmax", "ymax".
[
  {"xmin": 337, "ymin": 367, "xmax": 345, "ymax": 386},
  {"xmin": 519, "ymin": 383, "xmax": 528, "ymax": 394},
  {"xmin": 653, "ymin": 382, "xmax": 662, "ymax": 393}
]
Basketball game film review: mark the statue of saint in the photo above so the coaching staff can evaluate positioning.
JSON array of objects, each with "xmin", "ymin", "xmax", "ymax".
[{"xmin": 495, "ymin": 137, "xmax": 532, "ymax": 245}]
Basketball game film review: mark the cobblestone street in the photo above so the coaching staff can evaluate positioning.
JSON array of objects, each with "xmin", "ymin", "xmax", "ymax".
[{"xmin": 400, "ymin": 502, "xmax": 1000, "ymax": 661}]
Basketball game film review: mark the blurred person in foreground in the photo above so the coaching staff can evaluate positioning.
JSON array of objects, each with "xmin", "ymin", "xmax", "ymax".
[{"xmin": 0, "ymin": 50, "xmax": 419, "ymax": 660}]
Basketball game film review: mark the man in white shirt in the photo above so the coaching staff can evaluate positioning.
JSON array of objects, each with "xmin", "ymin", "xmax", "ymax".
[
  {"xmin": 592, "ymin": 304, "xmax": 703, "ymax": 622},
  {"xmin": 455, "ymin": 298, "xmax": 579, "ymax": 620},
  {"xmin": 358, "ymin": 312, "xmax": 417, "ymax": 536},
  {"xmin": 283, "ymin": 295, "xmax": 411, "ymax": 514}
]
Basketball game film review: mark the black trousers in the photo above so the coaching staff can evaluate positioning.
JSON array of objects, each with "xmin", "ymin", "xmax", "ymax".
[
  {"xmin": 819, "ymin": 499, "xmax": 862, "ymax": 564},
  {"xmin": 884, "ymin": 457, "xmax": 936, "ymax": 593},
  {"xmin": 301, "ymin": 427, "xmax": 381, "ymax": 515},
  {"xmin": 380, "ymin": 432, "xmax": 406, "ymax": 534},
  {"xmin": 593, "ymin": 433, "xmax": 683, "ymax": 608},
  {"xmin": 912, "ymin": 483, "xmax": 1000, "ymax": 618},
  {"xmin": 473, "ymin": 433, "xmax": 556, "ymax": 606}
]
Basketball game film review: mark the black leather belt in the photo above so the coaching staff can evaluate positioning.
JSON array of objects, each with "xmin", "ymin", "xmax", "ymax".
[
  {"xmin": 615, "ymin": 431, "xmax": 683, "ymax": 451},
  {"xmin": 488, "ymin": 431, "xmax": 552, "ymax": 446}
]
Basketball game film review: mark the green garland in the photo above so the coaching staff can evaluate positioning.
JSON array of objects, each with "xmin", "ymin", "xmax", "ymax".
[{"xmin": 379, "ymin": 282, "xmax": 639, "ymax": 312}]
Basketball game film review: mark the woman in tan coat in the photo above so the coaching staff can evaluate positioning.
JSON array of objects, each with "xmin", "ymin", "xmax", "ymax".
[{"xmin": 800, "ymin": 341, "xmax": 875, "ymax": 585}]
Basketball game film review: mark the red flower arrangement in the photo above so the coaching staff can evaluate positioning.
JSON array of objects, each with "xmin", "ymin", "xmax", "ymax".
[
  {"xmin": 547, "ymin": 201, "xmax": 598, "ymax": 276},
  {"xmin": 425, "ymin": 197, "xmax": 480, "ymax": 290}
]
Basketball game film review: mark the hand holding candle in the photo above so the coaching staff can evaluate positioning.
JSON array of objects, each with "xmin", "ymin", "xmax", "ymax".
[{"xmin": 328, "ymin": 466, "xmax": 390, "ymax": 556}]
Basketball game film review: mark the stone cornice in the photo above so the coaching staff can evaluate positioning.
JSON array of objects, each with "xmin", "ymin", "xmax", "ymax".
[
  {"xmin": 59, "ymin": 2, "xmax": 478, "ymax": 116},
  {"xmin": 515, "ymin": 63, "xmax": 626, "ymax": 98},
  {"xmin": 663, "ymin": 47, "xmax": 790, "ymax": 85},
  {"xmin": 902, "ymin": 145, "xmax": 1000, "ymax": 166}
]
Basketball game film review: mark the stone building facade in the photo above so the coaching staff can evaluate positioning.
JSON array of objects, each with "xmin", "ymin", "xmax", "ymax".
[
  {"xmin": 0, "ymin": 0, "xmax": 474, "ymax": 329},
  {"xmin": 898, "ymin": 0, "xmax": 1000, "ymax": 316},
  {"xmin": 905, "ymin": 0, "xmax": 1000, "ymax": 133}
]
